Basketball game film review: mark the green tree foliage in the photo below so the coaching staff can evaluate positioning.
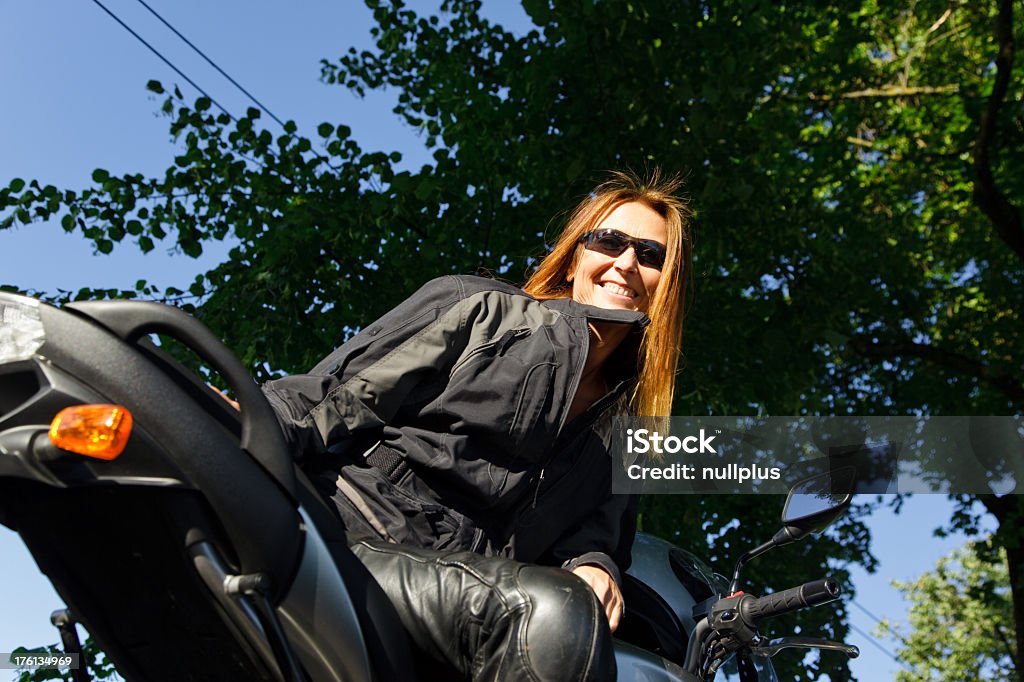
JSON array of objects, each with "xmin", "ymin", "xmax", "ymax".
[
  {"xmin": 12, "ymin": 636, "xmax": 119, "ymax": 682},
  {"xmin": 2, "ymin": 0, "xmax": 1022, "ymax": 679},
  {"xmin": 877, "ymin": 536, "xmax": 1017, "ymax": 681}
]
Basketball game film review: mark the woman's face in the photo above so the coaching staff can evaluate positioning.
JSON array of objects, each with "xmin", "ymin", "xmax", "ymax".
[{"xmin": 570, "ymin": 201, "xmax": 668, "ymax": 314}]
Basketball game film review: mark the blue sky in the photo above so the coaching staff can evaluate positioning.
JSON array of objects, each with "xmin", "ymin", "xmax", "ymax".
[{"xmin": 0, "ymin": 2, "xmax": 999, "ymax": 679}]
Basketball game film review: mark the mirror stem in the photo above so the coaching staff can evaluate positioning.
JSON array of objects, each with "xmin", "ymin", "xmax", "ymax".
[
  {"xmin": 729, "ymin": 527, "xmax": 804, "ymax": 594},
  {"xmin": 729, "ymin": 540, "xmax": 773, "ymax": 594}
]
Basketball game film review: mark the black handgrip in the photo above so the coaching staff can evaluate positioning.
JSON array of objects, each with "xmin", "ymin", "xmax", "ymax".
[
  {"xmin": 741, "ymin": 577, "xmax": 841, "ymax": 623},
  {"xmin": 65, "ymin": 299, "xmax": 296, "ymax": 499}
]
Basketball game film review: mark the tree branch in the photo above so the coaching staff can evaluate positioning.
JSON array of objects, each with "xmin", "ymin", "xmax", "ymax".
[
  {"xmin": 977, "ymin": 492, "xmax": 1015, "ymax": 522},
  {"xmin": 997, "ymin": 508, "xmax": 1024, "ymax": 678},
  {"xmin": 849, "ymin": 336, "xmax": 1024, "ymax": 405},
  {"xmin": 807, "ymin": 84, "xmax": 960, "ymax": 101},
  {"xmin": 925, "ymin": 8, "xmax": 953, "ymax": 36},
  {"xmin": 846, "ymin": 136, "xmax": 876, "ymax": 149},
  {"xmin": 991, "ymin": 621, "xmax": 1016, "ymax": 666},
  {"xmin": 972, "ymin": 0, "xmax": 1024, "ymax": 263}
]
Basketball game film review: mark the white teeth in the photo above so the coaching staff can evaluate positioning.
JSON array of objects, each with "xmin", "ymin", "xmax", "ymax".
[{"xmin": 601, "ymin": 282, "xmax": 636, "ymax": 298}]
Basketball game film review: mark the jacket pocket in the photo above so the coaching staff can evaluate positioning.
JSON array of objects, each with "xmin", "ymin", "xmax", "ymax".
[
  {"xmin": 449, "ymin": 327, "xmax": 530, "ymax": 376},
  {"xmin": 444, "ymin": 327, "xmax": 556, "ymax": 458},
  {"xmin": 509, "ymin": 360, "xmax": 557, "ymax": 448},
  {"xmin": 348, "ymin": 457, "xmax": 478, "ymax": 551}
]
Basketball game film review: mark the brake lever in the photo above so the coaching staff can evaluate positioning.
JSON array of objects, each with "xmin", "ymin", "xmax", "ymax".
[{"xmin": 749, "ymin": 636, "xmax": 860, "ymax": 659}]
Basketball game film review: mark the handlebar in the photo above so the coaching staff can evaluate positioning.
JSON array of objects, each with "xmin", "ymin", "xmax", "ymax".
[
  {"xmin": 687, "ymin": 577, "xmax": 847, "ymax": 676},
  {"xmin": 740, "ymin": 577, "xmax": 841, "ymax": 624}
]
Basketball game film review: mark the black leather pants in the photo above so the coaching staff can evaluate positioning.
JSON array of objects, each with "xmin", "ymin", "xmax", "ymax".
[{"xmin": 349, "ymin": 539, "xmax": 616, "ymax": 682}]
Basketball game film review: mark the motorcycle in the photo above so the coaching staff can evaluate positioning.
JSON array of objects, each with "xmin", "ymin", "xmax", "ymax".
[
  {"xmin": 616, "ymin": 473, "xmax": 861, "ymax": 680},
  {"xmin": 0, "ymin": 291, "xmax": 858, "ymax": 681}
]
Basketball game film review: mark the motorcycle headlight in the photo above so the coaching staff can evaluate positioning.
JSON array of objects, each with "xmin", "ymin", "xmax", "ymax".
[{"xmin": 0, "ymin": 293, "xmax": 45, "ymax": 364}]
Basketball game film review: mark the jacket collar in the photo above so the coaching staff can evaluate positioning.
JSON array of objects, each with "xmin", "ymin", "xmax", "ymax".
[{"xmin": 540, "ymin": 297, "xmax": 651, "ymax": 329}]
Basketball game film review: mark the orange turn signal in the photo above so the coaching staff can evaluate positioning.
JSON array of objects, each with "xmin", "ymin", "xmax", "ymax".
[{"xmin": 48, "ymin": 404, "xmax": 133, "ymax": 461}]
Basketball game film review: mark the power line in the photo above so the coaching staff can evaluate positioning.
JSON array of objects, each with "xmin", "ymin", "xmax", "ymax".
[
  {"xmin": 131, "ymin": 0, "xmax": 287, "ymax": 128},
  {"xmin": 848, "ymin": 599, "xmax": 919, "ymax": 672},
  {"xmin": 851, "ymin": 598, "xmax": 915, "ymax": 648},
  {"xmin": 88, "ymin": 0, "xmax": 297, "ymax": 178},
  {"xmin": 88, "ymin": 0, "xmax": 235, "ymax": 121},
  {"xmin": 851, "ymin": 599, "xmax": 890, "ymax": 629},
  {"xmin": 848, "ymin": 622, "xmax": 914, "ymax": 670}
]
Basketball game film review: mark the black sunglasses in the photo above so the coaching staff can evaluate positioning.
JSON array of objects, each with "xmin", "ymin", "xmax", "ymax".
[{"xmin": 578, "ymin": 228, "xmax": 667, "ymax": 270}]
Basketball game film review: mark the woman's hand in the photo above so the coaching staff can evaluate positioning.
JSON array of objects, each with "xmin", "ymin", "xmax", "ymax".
[
  {"xmin": 209, "ymin": 385, "xmax": 240, "ymax": 411},
  {"xmin": 571, "ymin": 564, "xmax": 624, "ymax": 632}
]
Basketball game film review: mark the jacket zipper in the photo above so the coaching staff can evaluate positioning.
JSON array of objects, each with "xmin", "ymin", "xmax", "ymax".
[
  {"xmin": 553, "ymin": 319, "xmax": 590, "ymax": 443},
  {"xmin": 529, "ymin": 389, "xmax": 623, "ymax": 510},
  {"xmin": 529, "ymin": 319, "xmax": 589, "ymax": 509},
  {"xmin": 527, "ymin": 316, "xmax": 633, "ymax": 511}
]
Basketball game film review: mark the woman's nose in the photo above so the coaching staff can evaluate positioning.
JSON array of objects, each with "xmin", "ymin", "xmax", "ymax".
[{"xmin": 613, "ymin": 246, "xmax": 639, "ymax": 272}]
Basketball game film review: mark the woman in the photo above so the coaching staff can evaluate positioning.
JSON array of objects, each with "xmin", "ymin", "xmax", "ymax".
[{"xmin": 262, "ymin": 169, "xmax": 691, "ymax": 680}]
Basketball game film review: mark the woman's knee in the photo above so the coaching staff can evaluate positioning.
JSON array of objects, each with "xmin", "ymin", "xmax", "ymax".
[{"xmin": 512, "ymin": 565, "xmax": 616, "ymax": 681}]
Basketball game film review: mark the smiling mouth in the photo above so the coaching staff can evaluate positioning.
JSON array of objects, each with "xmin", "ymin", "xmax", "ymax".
[{"xmin": 600, "ymin": 282, "xmax": 638, "ymax": 299}]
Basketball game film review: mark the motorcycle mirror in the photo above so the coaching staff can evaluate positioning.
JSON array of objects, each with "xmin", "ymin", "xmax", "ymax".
[
  {"xmin": 780, "ymin": 468, "xmax": 855, "ymax": 536},
  {"xmin": 728, "ymin": 468, "xmax": 855, "ymax": 595}
]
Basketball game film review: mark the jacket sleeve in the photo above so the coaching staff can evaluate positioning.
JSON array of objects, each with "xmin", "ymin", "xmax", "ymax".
[
  {"xmin": 548, "ymin": 492, "xmax": 640, "ymax": 588},
  {"xmin": 262, "ymin": 276, "xmax": 472, "ymax": 458}
]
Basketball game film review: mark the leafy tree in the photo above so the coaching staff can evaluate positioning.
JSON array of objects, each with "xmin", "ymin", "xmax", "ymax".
[
  {"xmin": 877, "ymin": 536, "xmax": 1018, "ymax": 681},
  {"xmin": 2, "ymin": 0, "xmax": 1022, "ymax": 678}
]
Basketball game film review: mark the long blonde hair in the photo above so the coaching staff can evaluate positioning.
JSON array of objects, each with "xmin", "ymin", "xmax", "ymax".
[{"xmin": 523, "ymin": 169, "xmax": 692, "ymax": 417}]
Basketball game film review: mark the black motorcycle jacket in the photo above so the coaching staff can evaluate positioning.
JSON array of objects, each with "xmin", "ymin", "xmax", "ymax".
[{"xmin": 262, "ymin": 275, "xmax": 647, "ymax": 586}]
